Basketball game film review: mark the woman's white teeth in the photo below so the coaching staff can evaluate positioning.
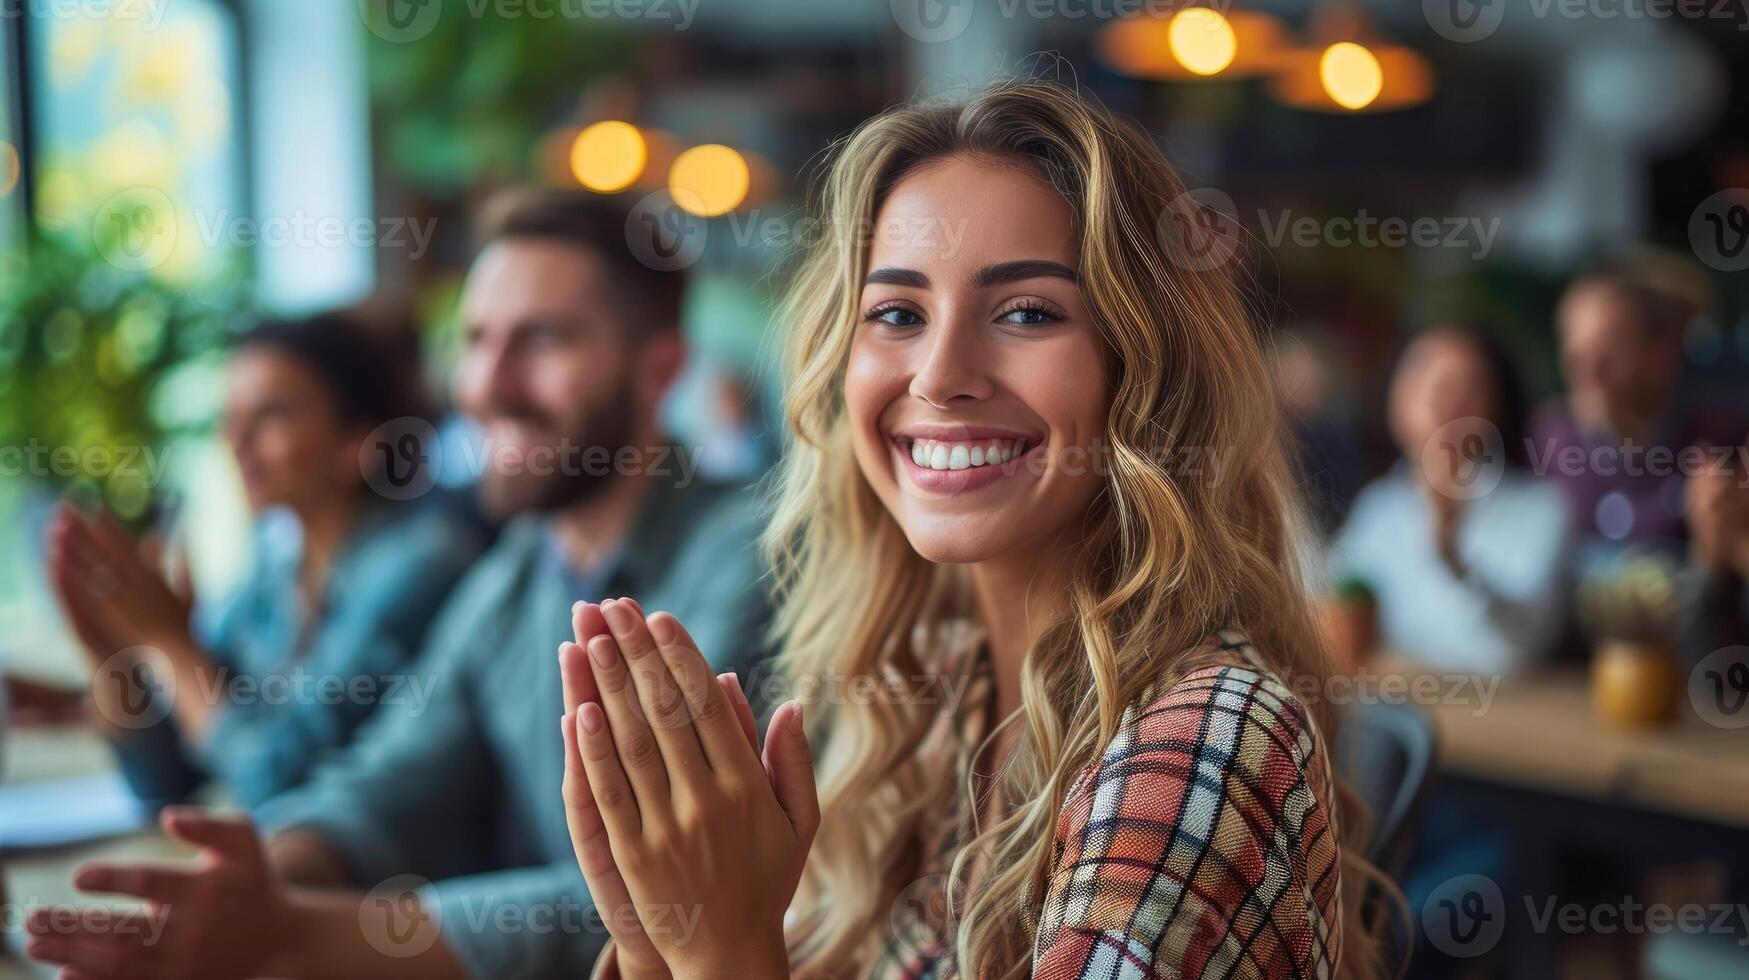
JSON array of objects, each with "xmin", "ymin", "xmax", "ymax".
[{"xmin": 908, "ymin": 439, "xmax": 1025, "ymax": 471}]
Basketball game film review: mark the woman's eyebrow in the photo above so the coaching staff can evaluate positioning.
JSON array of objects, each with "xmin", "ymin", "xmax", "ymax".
[
  {"xmin": 865, "ymin": 267, "xmax": 930, "ymax": 288},
  {"xmin": 974, "ymin": 260, "xmax": 1078, "ymax": 287}
]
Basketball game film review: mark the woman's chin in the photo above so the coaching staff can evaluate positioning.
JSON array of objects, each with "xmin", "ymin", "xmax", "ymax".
[{"xmin": 897, "ymin": 521, "xmax": 1014, "ymax": 566}]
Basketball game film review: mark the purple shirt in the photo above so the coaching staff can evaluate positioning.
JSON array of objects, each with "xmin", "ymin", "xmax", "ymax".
[{"xmin": 1528, "ymin": 398, "xmax": 1742, "ymax": 554}]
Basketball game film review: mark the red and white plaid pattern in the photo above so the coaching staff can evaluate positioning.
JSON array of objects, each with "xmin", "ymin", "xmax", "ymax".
[{"xmin": 872, "ymin": 630, "xmax": 1342, "ymax": 980}]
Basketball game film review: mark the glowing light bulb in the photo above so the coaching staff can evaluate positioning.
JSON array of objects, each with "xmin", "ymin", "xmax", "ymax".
[
  {"xmin": 1320, "ymin": 42, "xmax": 1383, "ymax": 110},
  {"xmin": 1168, "ymin": 8, "xmax": 1238, "ymax": 77},
  {"xmin": 570, "ymin": 121, "xmax": 647, "ymax": 193},
  {"xmin": 668, "ymin": 144, "xmax": 750, "ymax": 217}
]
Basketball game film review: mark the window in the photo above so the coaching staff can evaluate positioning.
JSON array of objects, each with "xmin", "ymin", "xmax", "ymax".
[{"xmin": 27, "ymin": 0, "xmax": 244, "ymax": 280}]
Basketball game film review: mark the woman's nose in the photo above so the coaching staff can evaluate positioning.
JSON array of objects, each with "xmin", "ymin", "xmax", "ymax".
[{"xmin": 907, "ymin": 315, "xmax": 995, "ymax": 408}]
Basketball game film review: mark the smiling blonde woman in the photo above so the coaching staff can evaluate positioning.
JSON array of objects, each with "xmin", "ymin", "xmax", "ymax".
[{"xmin": 557, "ymin": 80, "xmax": 1384, "ymax": 980}]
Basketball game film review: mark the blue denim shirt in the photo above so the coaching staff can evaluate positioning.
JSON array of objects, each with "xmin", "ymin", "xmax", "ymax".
[
  {"xmin": 253, "ymin": 474, "xmax": 772, "ymax": 979},
  {"xmin": 112, "ymin": 496, "xmax": 490, "ymax": 810}
]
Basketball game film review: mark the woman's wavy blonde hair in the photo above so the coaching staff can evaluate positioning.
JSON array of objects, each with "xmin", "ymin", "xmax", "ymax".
[{"xmin": 764, "ymin": 80, "xmax": 1386, "ymax": 979}]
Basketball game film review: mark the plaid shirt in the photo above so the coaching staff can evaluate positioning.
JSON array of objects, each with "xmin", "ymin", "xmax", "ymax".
[{"xmin": 872, "ymin": 629, "xmax": 1343, "ymax": 980}]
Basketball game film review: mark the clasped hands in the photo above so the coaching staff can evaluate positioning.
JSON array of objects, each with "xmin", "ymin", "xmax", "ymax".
[{"xmin": 559, "ymin": 599, "xmax": 818, "ymax": 980}]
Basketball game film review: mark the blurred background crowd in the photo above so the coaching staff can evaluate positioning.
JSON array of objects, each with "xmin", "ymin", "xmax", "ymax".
[{"xmin": 0, "ymin": 1, "xmax": 1747, "ymax": 978}]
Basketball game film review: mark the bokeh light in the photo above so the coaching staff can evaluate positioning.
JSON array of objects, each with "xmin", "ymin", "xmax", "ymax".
[
  {"xmin": 668, "ymin": 144, "xmax": 750, "ymax": 217},
  {"xmin": 1167, "ymin": 9, "xmax": 1237, "ymax": 77},
  {"xmin": 570, "ymin": 121, "xmax": 648, "ymax": 193},
  {"xmin": 1320, "ymin": 42, "xmax": 1384, "ymax": 111}
]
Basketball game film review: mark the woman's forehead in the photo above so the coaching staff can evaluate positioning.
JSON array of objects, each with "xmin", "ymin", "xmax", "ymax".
[{"xmin": 867, "ymin": 156, "xmax": 1078, "ymax": 274}]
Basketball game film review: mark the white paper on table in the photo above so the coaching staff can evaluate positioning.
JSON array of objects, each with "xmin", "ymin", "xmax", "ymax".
[{"xmin": 0, "ymin": 772, "xmax": 150, "ymax": 850}]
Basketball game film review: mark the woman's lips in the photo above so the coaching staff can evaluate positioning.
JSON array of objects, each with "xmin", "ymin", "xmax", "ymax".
[{"xmin": 893, "ymin": 438, "xmax": 1043, "ymax": 496}]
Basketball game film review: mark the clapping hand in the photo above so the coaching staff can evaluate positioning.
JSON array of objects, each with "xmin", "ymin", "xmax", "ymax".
[{"xmin": 558, "ymin": 598, "xmax": 817, "ymax": 979}]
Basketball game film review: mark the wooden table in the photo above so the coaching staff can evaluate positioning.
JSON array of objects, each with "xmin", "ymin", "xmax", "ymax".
[{"xmin": 1411, "ymin": 666, "xmax": 1749, "ymax": 831}]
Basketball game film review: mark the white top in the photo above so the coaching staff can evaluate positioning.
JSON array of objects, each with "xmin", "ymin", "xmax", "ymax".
[{"xmin": 1328, "ymin": 466, "xmax": 1575, "ymax": 675}]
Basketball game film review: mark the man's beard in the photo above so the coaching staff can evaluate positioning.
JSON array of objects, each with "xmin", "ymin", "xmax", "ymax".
[{"xmin": 476, "ymin": 384, "xmax": 639, "ymax": 518}]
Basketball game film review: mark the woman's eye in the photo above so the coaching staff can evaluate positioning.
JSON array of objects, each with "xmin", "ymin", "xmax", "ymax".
[
  {"xmin": 869, "ymin": 306, "xmax": 922, "ymax": 327},
  {"xmin": 998, "ymin": 305, "xmax": 1061, "ymax": 326}
]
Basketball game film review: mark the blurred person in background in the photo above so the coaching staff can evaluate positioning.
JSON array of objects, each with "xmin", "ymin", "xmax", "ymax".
[
  {"xmin": 1531, "ymin": 265, "xmax": 1742, "ymax": 556},
  {"xmin": 1272, "ymin": 328, "xmax": 1366, "ymax": 536},
  {"xmin": 26, "ymin": 190, "xmax": 771, "ymax": 980},
  {"xmin": 692, "ymin": 369, "xmax": 776, "ymax": 481},
  {"xmin": 1328, "ymin": 326, "xmax": 1574, "ymax": 673},
  {"xmin": 43, "ymin": 311, "xmax": 488, "ymax": 810},
  {"xmin": 1684, "ymin": 446, "xmax": 1749, "ymax": 658}
]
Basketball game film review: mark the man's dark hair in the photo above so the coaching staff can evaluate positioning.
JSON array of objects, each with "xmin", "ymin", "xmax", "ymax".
[{"xmin": 476, "ymin": 188, "xmax": 686, "ymax": 338}]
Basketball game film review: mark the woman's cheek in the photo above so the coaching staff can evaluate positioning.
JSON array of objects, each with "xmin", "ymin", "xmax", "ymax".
[{"xmin": 843, "ymin": 346, "xmax": 902, "ymax": 480}]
